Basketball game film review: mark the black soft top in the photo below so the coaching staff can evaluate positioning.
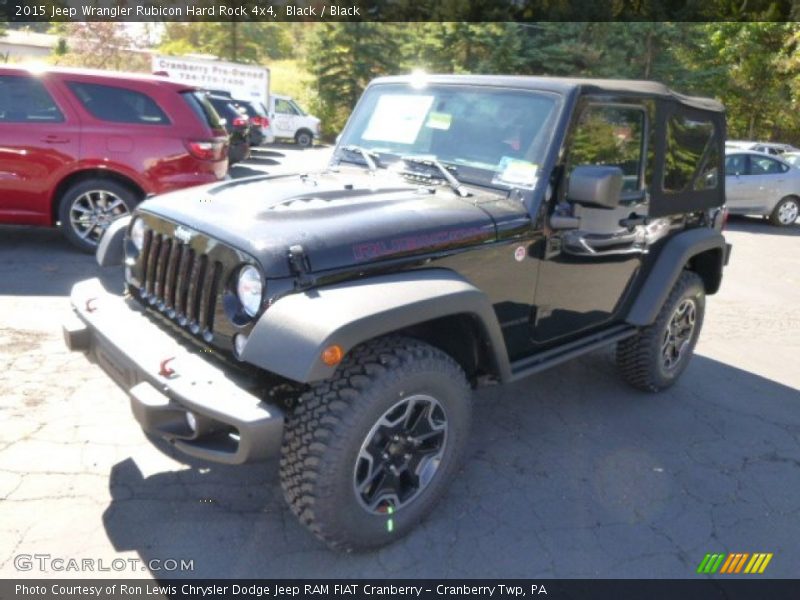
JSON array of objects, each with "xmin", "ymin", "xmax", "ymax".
[{"xmin": 371, "ymin": 74, "xmax": 724, "ymax": 114}]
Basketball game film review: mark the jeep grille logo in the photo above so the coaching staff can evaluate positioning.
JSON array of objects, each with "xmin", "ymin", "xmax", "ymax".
[{"xmin": 174, "ymin": 226, "xmax": 194, "ymax": 244}]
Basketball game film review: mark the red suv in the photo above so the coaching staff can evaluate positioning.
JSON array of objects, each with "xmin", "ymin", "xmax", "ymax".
[{"xmin": 0, "ymin": 67, "xmax": 229, "ymax": 251}]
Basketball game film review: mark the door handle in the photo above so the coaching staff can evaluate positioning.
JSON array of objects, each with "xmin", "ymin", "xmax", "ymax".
[
  {"xmin": 619, "ymin": 214, "xmax": 648, "ymax": 229},
  {"xmin": 41, "ymin": 135, "xmax": 70, "ymax": 144},
  {"xmin": 562, "ymin": 229, "xmax": 644, "ymax": 257}
]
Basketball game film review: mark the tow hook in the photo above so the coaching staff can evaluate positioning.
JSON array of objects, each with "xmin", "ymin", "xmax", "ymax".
[
  {"xmin": 85, "ymin": 297, "xmax": 98, "ymax": 312},
  {"xmin": 158, "ymin": 356, "xmax": 177, "ymax": 378}
]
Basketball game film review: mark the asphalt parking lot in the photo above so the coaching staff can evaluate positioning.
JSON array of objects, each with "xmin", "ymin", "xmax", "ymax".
[{"xmin": 1, "ymin": 145, "xmax": 798, "ymax": 579}]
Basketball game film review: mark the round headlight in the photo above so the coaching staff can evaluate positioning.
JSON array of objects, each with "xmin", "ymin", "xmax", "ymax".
[
  {"xmin": 130, "ymin": 217, "xmax": 145, "ymax": 251},
  {"xmin": 236, "ymin": 265, "xmax": 263, "ymax": 317}
]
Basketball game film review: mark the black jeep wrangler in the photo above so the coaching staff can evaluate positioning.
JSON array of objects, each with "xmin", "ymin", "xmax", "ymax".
[{"xmin": 64, "ymin": 75, "xmax": 730, "ymax": 551}]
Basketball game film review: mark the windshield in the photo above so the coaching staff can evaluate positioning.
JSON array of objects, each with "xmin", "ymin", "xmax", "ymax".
[
  {"xmin": 337, "ymin": 83, "xmax": 562, "ymax": 189},
  {"xmin": 783, "ymin": 153, "xmax": 800, "ymax": 167},
  {"xmin": 289, "ymin": 99, "xmax": 307, "ymax": 116}
]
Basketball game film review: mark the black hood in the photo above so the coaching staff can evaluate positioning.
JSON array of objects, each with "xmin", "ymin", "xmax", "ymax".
[{"xmin": 139, "ymin": 169, "xmax": 501, "ymax": 278}]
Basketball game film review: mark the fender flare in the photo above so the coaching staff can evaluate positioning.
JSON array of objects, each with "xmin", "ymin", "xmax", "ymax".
[
  {"xmin": 96, "ymin": 215, "xmax": 131, "ymax": 267},
  {"xmin": 626, "ymin": 227, "xmax": 726, "ymax": 326},
  {"xmin": 240, "ymin": 268, "xmax": 511, "ymax": 383}
]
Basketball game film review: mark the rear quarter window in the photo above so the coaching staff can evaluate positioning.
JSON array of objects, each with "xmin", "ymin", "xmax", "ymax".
[
  {"xmin": 663, "ymin": 114, "xmax": 719, "ymax": 193},
  {"xmin": 0, "ymin": 75, "xmax": 64, "ymax": 123},
  {"xmin": 67, "ymin": 81, "xmax": 170, "ymax": 125}
]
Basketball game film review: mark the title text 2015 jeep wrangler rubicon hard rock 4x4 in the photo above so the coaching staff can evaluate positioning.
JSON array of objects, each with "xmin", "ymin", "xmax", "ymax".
[{"xmin": 64, "ymin": 75, "xmax": 731, "ymax": 551}]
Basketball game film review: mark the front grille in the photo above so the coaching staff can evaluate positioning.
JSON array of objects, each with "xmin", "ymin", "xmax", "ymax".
[{"xmin": 138, "ymin": 229, "xmax": 222, "ymax": 340}]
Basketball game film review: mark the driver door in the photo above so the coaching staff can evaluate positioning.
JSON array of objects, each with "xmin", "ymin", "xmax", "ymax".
[
  {"xmin": 532, "ymin": 101, "xmax": 650, "ymax": 343},
  {"xmin": 271, "ymin": 98, "xmax": 299, "ymax": 138}
]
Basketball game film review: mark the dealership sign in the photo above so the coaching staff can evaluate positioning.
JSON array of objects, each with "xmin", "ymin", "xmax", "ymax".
[{"xmin": 152, "ymin": 55, "xmax": 270, "ymax": 106}]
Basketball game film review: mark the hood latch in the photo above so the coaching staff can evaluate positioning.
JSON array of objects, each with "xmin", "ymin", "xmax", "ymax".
[{"xmin": 288, "ymin": 244, "xmax": 312, "ymax": 288}]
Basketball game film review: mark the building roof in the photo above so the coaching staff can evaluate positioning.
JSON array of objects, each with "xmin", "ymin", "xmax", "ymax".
[{"xmin": 0, "ymin": 30, "xmax": 57, "ymax": 49}]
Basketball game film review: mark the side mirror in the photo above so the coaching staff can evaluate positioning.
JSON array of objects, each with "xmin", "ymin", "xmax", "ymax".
[{"xmin": 567, "ymin": 165, "xmax": 623, "ymax": 209}]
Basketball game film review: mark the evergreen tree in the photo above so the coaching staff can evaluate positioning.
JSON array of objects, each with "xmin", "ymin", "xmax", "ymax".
[
  {"xmin": 158, "ymin": 23, "xmax": 294, "ymax": 63},
  {"xmin": 305, "ymin": 23, "xmax": 407, "ymax": 134}
]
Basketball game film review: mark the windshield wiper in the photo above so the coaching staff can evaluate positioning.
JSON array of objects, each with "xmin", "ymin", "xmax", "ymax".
[
  {"xmin": 401, "ymin": 155, "xmax": 468, "ymax": 197},
  {"xmin": 340, "ymin": 145, "xmax": 380, "ymax": 173}
]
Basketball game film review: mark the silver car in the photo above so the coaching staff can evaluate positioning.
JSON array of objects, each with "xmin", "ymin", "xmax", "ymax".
[
  {"xmin": 782, "ymin": 152, "xmax": 800, "ymax": 168},
  {"xmin": 725, "ymin": 150, "xmax": 800, "ymax": 226}
]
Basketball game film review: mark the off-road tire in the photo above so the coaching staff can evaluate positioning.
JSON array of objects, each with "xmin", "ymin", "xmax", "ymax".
[
  {"xmin": 279, "ymin": 336, "xmax": 471, "ymax": 551},
  {"xmin": 294, "ymin": 130, "xmax": 313, "ymax": 148},
  {"xmin": 769, "ymin": 196, "xmax": 799, "ymax": 227},
  {"xmin": 58, "ymin": 179, "xmax": 139, "ymax": 253},
  {"xmin": 617, "ymin": 271, "xmax": 705, "ymax": 392}
]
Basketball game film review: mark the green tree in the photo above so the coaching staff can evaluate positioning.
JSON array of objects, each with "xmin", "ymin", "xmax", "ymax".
[
  {"xmin": 405, "ymin": 23, "xmax": 526, "ymax": 74},
  {"xmin": 51, "ymin": 23, "xmax": 150, "ymax": 71},
  {"xmin": 687, "ymin": 23, "xmax": 799, "ymax": 141},
  {"xmin": 158, "ymin": 22, "xmax": 294, "ymax": 63},
  {"xmin": 306, "ymin": 23, "xmax": 407, "ymax": 135}
]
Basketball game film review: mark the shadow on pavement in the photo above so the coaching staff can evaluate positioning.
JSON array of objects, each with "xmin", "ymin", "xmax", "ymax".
[
  {"xmin": 243, "ymin": 157, "xmax": 281, "ymax": 166},
  {"xmin": 251, "ymin": 148, "xmax": 286, "ymax": 158},
  {"xmin": 726, "ymin": 215, "xmax": 800, "ymax": 237},
  {"xmin": 0, "ymin": 225, "xmax": 120, "ymax": 296},
  {"xmin": 101, "ymin": 352, "xmax": 800, "ymax": 578},
  {"xmin": 228, "ymin": 165, "xmax": 272, "ymax": 179}
]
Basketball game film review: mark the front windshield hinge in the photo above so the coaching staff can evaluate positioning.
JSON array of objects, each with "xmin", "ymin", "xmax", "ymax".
[
  {"xmin": 401, "ymin": 155, "xmax": 469, "ymax": 197},
  {"xmin": 341, "ymin": 145, "xmax": 379, "ymax": 173},
  {"xmin": 288, "ymin": 244, "xmax": 312, "ymax": 287}
]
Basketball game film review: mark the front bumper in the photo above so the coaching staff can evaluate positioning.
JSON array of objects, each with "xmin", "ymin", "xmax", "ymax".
[{"xmin": 63, "ymin": 278, "xmax": 283, "ymax": 464}]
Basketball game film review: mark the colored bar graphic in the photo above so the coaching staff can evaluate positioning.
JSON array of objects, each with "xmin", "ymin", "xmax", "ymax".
[
  {"xmin": 697, "ymin": 554, "xmax": 712, "ymax": 573},
  {"xmin": 759, "ymin": 553, "xmax": 773, "ymax": 573},
  {"xmin": 721, "ymin": 553, "xmax": 739, "ymax": 573},
  {"xmin": 711, "ymin": 554, "xmax": 725, "ymax": 573},
  {"xmin": 734, "ymin": 553, "xmax": 749, "ymax": 573},
  {"xmin": 700, "ymin": 552, "xmax": 773, "ymax": 575},
  {"xmin": 719, "ymin": 554, "xmax": 735, "ymax": 573},
  {"xmin": 745, "ymin": 554, "xmax": 761, "ymax": 573}
]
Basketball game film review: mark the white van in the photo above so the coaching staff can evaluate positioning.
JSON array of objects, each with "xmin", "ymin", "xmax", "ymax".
[{"xmin": 266, "ymin": 94, "xmax": 320, "ymax": 147}]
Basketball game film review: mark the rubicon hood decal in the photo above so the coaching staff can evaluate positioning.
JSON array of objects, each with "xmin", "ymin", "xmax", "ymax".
[{"xmin": 138, "ymin": 170, "xmax": 501, "ymax": 277}]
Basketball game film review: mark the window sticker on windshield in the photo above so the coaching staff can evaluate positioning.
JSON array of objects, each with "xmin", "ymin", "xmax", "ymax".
[
  {"xmin": 362, "ymin": 94, "xmax": 434, "ymax": 144},
  {"xmin": 492, "ymin": 157, "xmax": 539, "ymax": 188},
  {"xmin": 425, "ymin": 112, "xmax": 452, "ymax": 130}
]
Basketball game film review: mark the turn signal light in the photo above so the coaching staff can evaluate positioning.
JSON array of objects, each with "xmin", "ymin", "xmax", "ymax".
[{"xmin": 321, "ymin": 344, "xmax": 344, "ymax": 367}]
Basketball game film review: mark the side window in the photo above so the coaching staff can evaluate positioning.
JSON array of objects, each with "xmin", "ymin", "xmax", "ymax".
[
  {"xmin": 181, "ymin": 91, "xmax": 222, "ymax": 130},
  {"xmin": 749, "ymin": 156, "xmax": 787, "ymax": 175},
  {"xmin": 725, "ymin": 154, "xmax": 747, "ymax": 176},
  {"xmin": 663, "ymin": 114, "xmax": 719, "ymax": 193},
  {"xmin": 274, "ymin": 98, "xmax": 296, "ymax": 115},
  {"xmin": 67, "ymin": 82, "xmax": 170, "ymax": 125},
  {"xmin": 0, "ymin": 75, "xmax": 64, "ymax": 123},
  {"xmin": 568, "ymin": 105, "xmax": 645, "ymax": 196}
]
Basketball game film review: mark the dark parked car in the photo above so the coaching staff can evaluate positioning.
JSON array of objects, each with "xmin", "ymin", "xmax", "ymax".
[
  {"xmin": 206, "ymin": 94, "xmax": 251, "ymax": 165},
  {"xmin": 0, "ymin": 66, "xmax": 228, "ymax": 251},
  {"xmin": 229, "ymin": 99, "xmax": 271, "ymax": 146},
  {"xmin": 66, "ymin": 75, "xmax": 730, "ymax": 550}
]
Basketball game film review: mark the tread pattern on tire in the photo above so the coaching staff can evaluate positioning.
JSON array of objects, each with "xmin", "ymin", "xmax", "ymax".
[
  {"xmin": 617, "ymin": 270, "xmax": 704, "ymax": 392},
  {"xmin": 279, "ymin": 335, "xmax": 468, "ymax": 551}
]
